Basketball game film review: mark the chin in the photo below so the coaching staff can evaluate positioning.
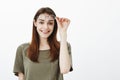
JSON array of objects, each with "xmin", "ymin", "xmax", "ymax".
[
  {"xmin": 40, "ymin": 35, "xmax": 50, "ymax": 39},
  {"xmin": 39, "ymin": 32, "xmax": 52, "ymax": 39}
]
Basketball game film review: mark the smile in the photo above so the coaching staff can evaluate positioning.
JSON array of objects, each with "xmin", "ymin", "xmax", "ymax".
[{"xmin": 40, "ymin": 30, "xmax": 50, "ymax": 34}]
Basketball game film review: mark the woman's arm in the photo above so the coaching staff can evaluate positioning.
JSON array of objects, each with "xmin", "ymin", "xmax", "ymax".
[
  {"xmin": 59, "ymin": 34, "xmax": 71, "ymax": 74},
  {"xmin": 18, "ymin": 72, "xmax": 24, "ymax": 80},
  {"xmin": 55, "ymin": 17, "xmax": 72, "ymax": 74}
]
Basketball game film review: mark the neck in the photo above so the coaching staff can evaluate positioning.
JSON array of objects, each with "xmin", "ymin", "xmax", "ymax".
[
  {"xmin": 40, "ymin": 38, "xmax": 48, "ymax": 45},
  {"xmin": 39, "ymin": 38, "xmax": 50, "ymax": 50}
]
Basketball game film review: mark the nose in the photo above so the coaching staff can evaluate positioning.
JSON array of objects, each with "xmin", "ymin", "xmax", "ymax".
[{"xmin": 44, "ymin": 23, "xmax": 49, "ymax": 29}]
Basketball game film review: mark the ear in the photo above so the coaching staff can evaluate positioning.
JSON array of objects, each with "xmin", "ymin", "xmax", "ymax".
[{"xmin": 33, "ymin": 19, "xmax": 37, "ymax": 27}]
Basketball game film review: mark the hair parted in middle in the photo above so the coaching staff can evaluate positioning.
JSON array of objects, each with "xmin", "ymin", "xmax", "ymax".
[{"xmin": 27, "ymin": 7, "xmax": 60, "ymax": 62}]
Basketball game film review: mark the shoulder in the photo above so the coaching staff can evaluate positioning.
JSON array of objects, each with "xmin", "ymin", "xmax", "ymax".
[
  {"xmin": 67, "ymin": 42, "xmax": 71, "ymax": 46},
  {"xmin": 66, "ymin": 42, "xmax": 71, "ymax": 49},
  {"xmin": 67, "ymin": 42, "xmax": 72, "ymax": 54},
  {"xmin": 58, "ymin": 41, "xmax": 71, "ymax": 48},
  {"xmin": 17, "ymin": 42, "xmax": 30, "ymax": 50},
  {"xmin": 16, "ymin": 42, "xmax": 30, "ymax": 56},
  {"xmin": 19, "ymin": 42, "xmax": 29, "ymax": 47},
  {"xmin": 58, "ymin": 41, "xmax": 71, "ymax": 46}
]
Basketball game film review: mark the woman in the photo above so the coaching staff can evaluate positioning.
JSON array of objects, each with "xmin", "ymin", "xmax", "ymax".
[{"xmin": 13, "ymin": 7, "xmax": 73, "ymax": 80}]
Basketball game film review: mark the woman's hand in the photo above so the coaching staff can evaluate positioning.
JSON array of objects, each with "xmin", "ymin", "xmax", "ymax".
[
  {"xmin": 55, "ymin": 17, "xmax": 70, "ymax": 39},
  {"xmin": 18, "ymin": 72, "xmax": 24, "ymax": 80}
]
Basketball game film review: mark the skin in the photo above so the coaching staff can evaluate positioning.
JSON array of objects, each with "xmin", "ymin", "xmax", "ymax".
[
  {"xmin": 18, "ymin": 13, "xmax": 72, "ymax": 80},
  {"xmin": 55, "ymin": 17, "xmax": 71, "ymax": 74},
  {"xmin": 34, "ymin": 13, "xmax": 55, "ymax": 50}
]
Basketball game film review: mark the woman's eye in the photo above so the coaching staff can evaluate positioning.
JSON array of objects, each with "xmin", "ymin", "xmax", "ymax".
[
  {"xmin": 39, "ymin": 22, "xmax": 44, "ymax": 24},
  {"xmin": 48, "ymin": 22, "xmax": 53, "ymax": 25}
]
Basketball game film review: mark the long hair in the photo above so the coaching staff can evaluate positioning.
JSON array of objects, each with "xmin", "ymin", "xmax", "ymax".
[{"xmin": 27, "ymin": 7, "xmax": 60, "ymax": 62}]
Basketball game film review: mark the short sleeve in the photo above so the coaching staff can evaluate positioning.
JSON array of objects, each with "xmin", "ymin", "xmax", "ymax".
[
  {"xmin": 13, "ymin": 45, "xmax": 24, "ymax": 76},
  {"xmin": 67, "ymin": 43, "xmax": 73, "ymax": 72}
]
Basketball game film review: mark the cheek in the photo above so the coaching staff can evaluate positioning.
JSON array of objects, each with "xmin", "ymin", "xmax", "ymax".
[
  {"xmin": 50, "ymin": 26, "xmax": 54, "ymax": 31},
  {"xmin": 36, "ymin": 27, "xmax": 41, "ymax": 33},
  {"xmin": 36, "ymin": 24, "xmax": 42, "ymax": 29},
  {"xmin": 36, "ymin": 26, "xmax": 39, "ymax": 30}
]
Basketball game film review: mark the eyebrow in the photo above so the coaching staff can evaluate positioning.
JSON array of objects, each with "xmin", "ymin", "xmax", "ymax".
[{"xmin": 38, "ymin": 19, "xmax": 54, "ymax": 21}]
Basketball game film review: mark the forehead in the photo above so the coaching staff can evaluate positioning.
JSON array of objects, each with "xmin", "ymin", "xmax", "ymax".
[{"xmin": 38, "ymin": 13, "xmax": 54, "ymax": 20}]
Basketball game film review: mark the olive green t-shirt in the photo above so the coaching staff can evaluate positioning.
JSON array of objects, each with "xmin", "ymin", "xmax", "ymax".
[{"xmin": 13, "ymin": 43, "xmax": 73, "ymax": 80}]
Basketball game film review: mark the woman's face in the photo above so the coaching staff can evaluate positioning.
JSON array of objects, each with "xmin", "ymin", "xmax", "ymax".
[{"xmin": 34, "ymin": 13, "xmax": 55, "ymax": 39}]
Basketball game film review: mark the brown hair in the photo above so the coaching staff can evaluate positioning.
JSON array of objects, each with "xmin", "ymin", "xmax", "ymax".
[{"xmin": 27, "ymin": 7, "xmax": 60, "ymax": 62}]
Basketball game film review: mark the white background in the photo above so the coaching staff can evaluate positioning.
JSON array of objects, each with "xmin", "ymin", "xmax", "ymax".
[{"xmin": 0, "ymin": 0, "xmax": 120, "ymax": 80}]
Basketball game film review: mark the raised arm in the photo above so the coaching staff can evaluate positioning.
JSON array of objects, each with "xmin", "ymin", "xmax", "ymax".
[{"xmin": 55, "ymin": 17, "xmax": 72, "ymax": 74}]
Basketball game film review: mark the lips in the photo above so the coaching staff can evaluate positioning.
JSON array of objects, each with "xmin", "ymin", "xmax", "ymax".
[{"xmin": 40, "ymin": 30, "xmax": 50, "ymax": 34}]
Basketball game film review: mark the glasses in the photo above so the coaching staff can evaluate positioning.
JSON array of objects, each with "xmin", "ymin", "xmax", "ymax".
[{"xmin": 38, "ymin": 14, "xmax": 56, "ymax": 21}]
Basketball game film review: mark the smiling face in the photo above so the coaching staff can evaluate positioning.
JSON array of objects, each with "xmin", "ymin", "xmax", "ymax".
[{"xmin": 34, "ymin": 13, "xmax": 55, "ymax": 39}]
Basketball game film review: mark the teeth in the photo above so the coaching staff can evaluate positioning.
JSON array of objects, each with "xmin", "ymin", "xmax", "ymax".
[
  {"xmin": 42, "ymin": 31, "xmax": 48, "ymax": 32},
  {"xmin": 42, "ymin": 30, "xmax": 49, "ymax": 34}
]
